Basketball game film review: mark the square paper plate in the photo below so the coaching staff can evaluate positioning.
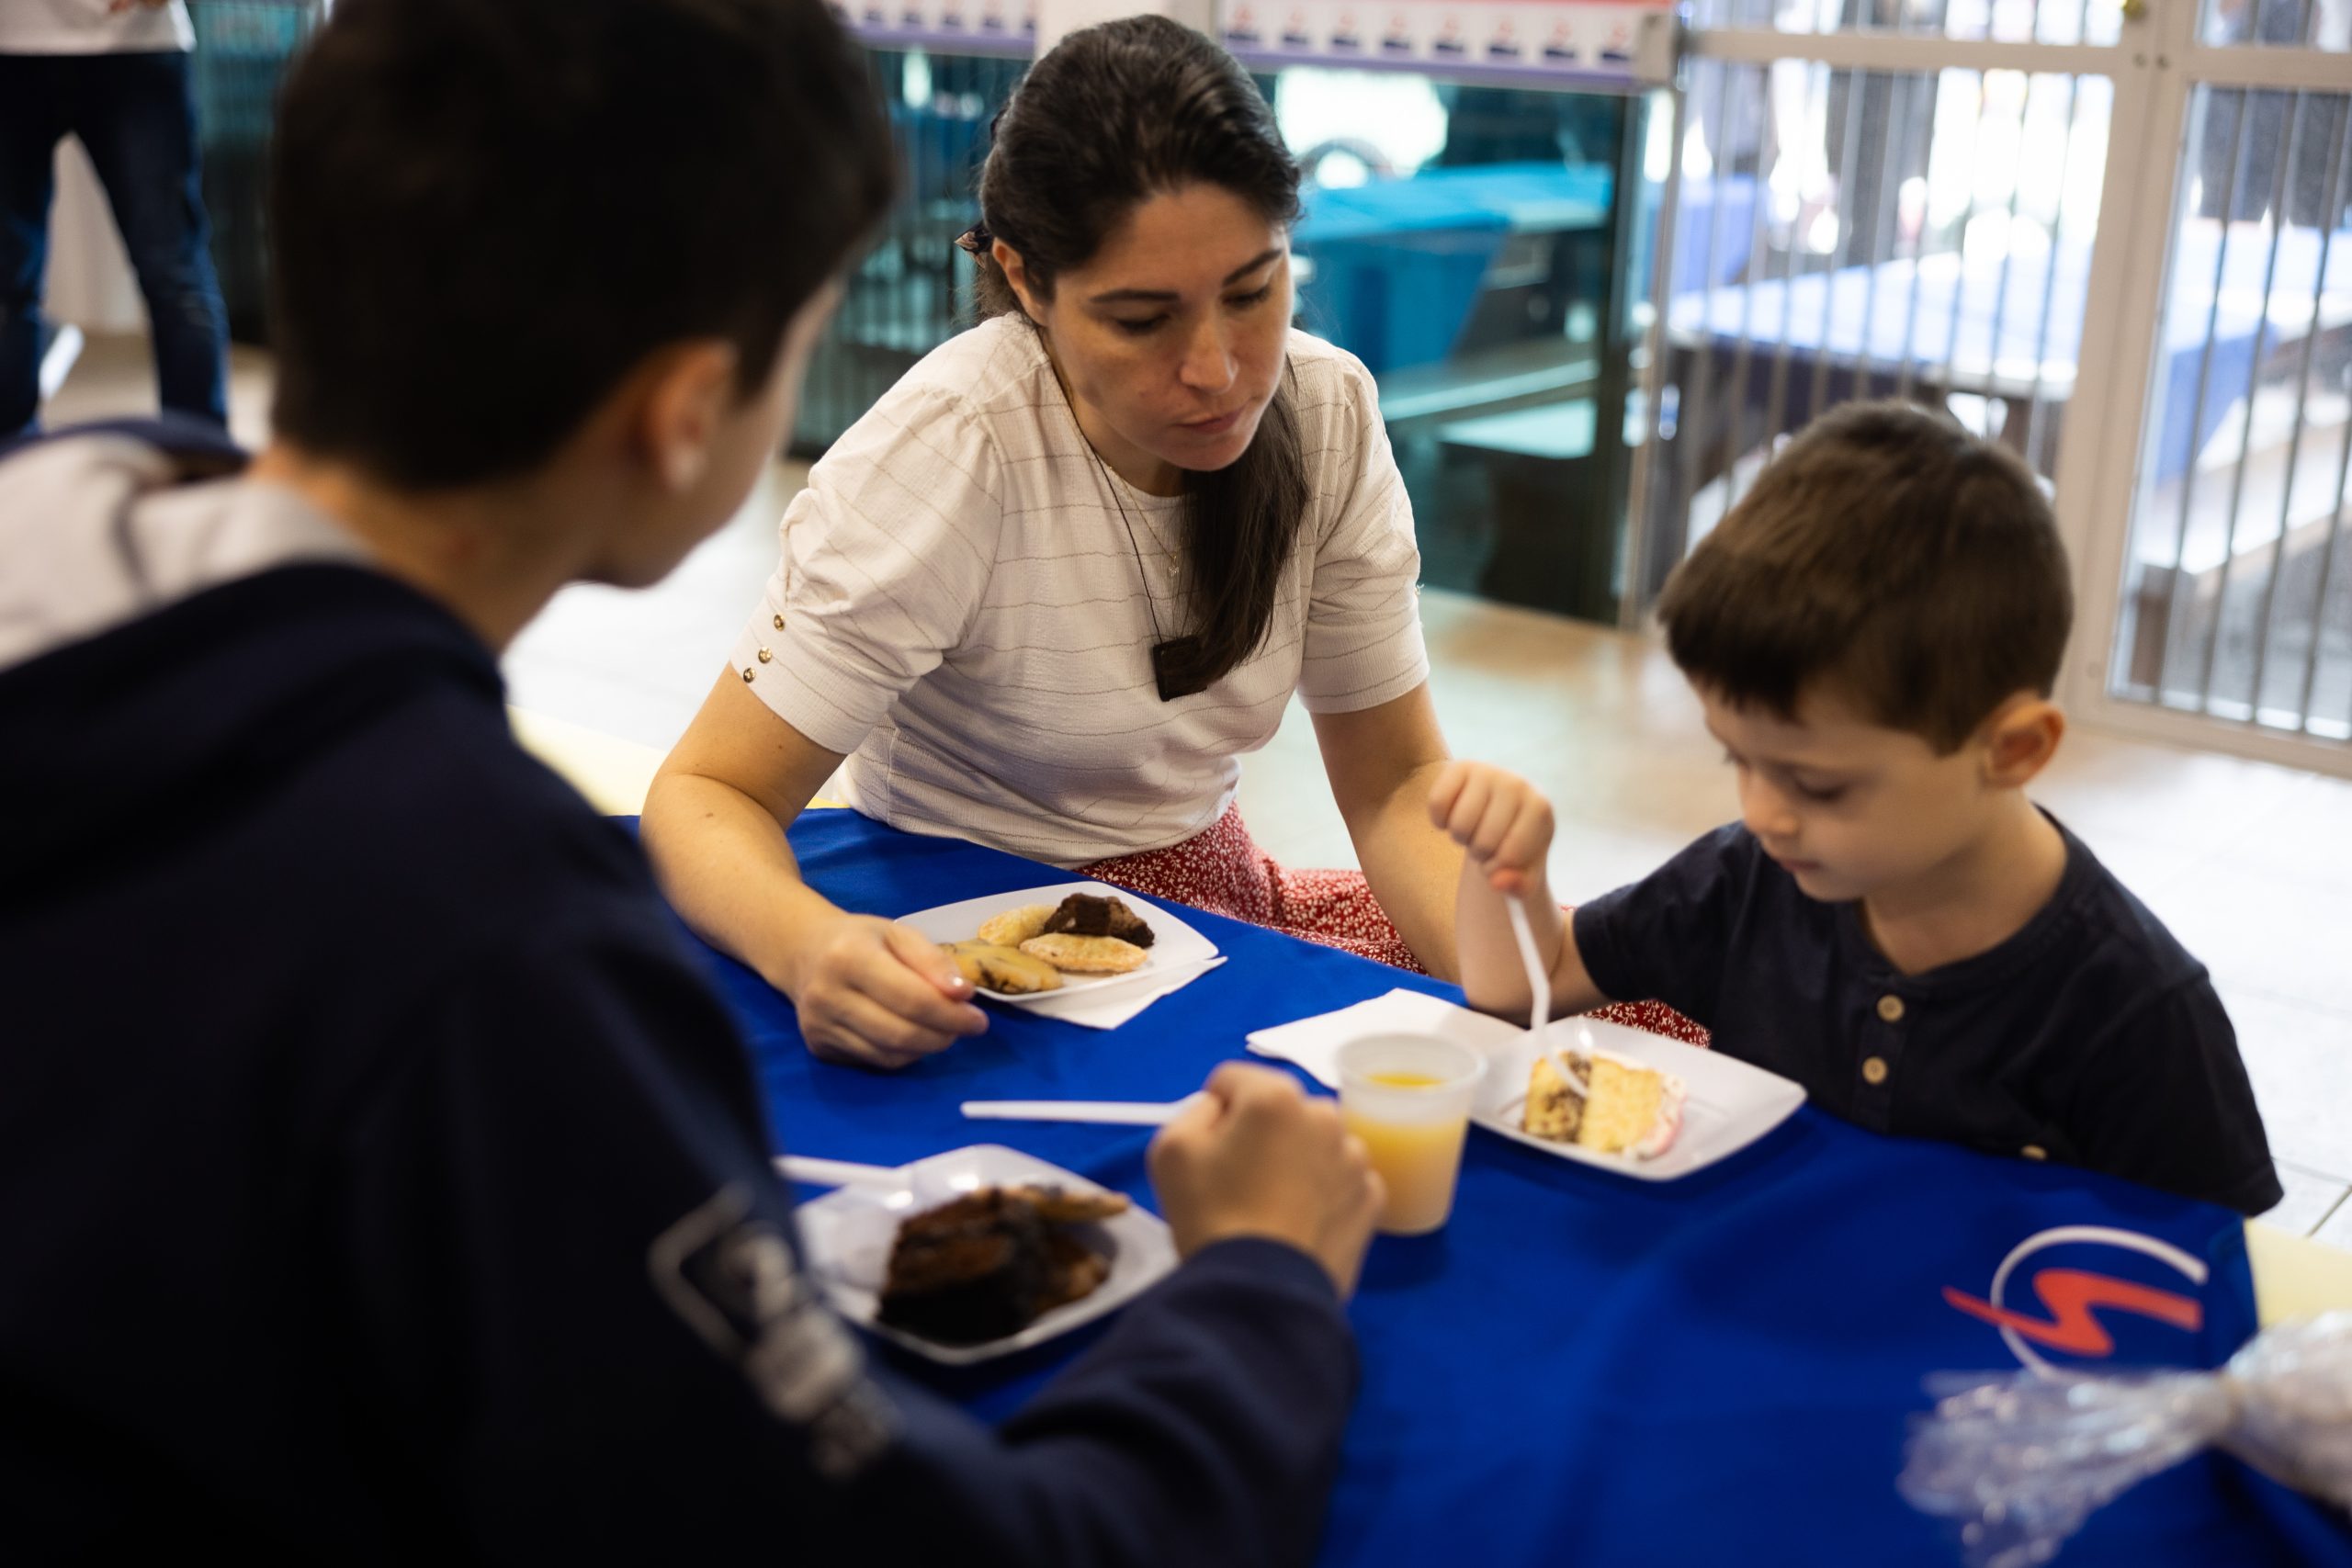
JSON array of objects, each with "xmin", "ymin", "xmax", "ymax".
[
  {"xmin": 792, "ymin": 1144, "xmax": 1178, "ymax": 1366},
  {"xmin": 1471, "ymin": 1015, "xmax": 1806, "ymax": 1181},
  {"xmin": 896, "ymin": 883, "xmax": 1218, "ymax": 1008}
]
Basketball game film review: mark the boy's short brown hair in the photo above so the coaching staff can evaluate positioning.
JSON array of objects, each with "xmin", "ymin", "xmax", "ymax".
[{"xmin": 1657, "ymin": 400, "xmax": 2073, "ymax": 752}]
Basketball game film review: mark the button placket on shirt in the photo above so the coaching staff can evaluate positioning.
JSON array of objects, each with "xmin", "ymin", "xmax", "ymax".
[{"xmin": 1856, "ymin": 990, "xmax": 1907, "ymax": 1130}]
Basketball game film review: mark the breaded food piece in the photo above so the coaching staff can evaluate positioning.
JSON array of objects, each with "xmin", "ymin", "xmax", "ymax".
[
  {"xmin": 941, "ymin": 940, "xmax": 1064, "ymax": 994},
  {"xmin": 977, "ymin": 904, "xmax": 1055, "ymax": 946},
  {"xmin": 1002, "ymin": 1183, "xmax": 1131, "ymax": 1223},
  {"xmin": 1042, "ymin": 893, "xmax": 1156, "ymax": 948},
  {"xmin": 1019, "ymin": 933, "xmax": 1149, "ymax": 975}
]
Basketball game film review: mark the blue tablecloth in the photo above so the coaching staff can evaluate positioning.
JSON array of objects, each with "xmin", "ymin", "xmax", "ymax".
[{"xmin": 669, "ymin": 810, "xmax": 2352, "ymax": 1568}]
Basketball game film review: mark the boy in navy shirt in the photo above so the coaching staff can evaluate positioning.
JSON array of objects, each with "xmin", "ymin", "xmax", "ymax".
[
  {"xmin": 0, "ymin": 0, "xmax": 1380, "ymax": 1561},
  {"xmin": 1432, "ymin": 402, "xmax": 2280, "ymax": 1214}
]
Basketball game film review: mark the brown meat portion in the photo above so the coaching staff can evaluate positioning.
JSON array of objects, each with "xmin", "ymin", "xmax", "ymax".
[
  {"xmin": 877, "ymin": 1191, "xmax": 1049, "ymax": 1345},
  {"xmin": 876, "ymin": 1189, "xmax": 1115, "ymax": 1346},
  {"xmin": 1038, "ymin": 1230, "xmax": 1114, "ymax": 1311},
  {"xmin": 1004, "ymin": 1182, "xmax": 1131, "ymax": 1224}
]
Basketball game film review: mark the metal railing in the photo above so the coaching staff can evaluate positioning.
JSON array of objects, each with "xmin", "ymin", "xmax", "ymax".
[{"xmin": 2109, "ymin": 84, "xmax": 2352, "ymax": 740}]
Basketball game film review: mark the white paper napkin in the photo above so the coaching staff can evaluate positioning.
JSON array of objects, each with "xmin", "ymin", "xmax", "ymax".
[
  {"xmin": 1014, "ymin": 956, "xmax": 1228, "ymax": 1031},
  {"xmin": 1244, "ymin": 987, "xmax": 1521, "ymax": 1087}
]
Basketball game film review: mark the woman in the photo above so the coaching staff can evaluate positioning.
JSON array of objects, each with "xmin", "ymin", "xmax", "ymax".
[{"xmin": 645, "ymin": 17, "xmax": 1467, "ymax": 1069}]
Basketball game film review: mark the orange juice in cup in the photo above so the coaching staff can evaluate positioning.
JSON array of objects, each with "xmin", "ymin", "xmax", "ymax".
[{"xmin": 1335, "ymin": 1034, "xmax": 1487, "ymax": 1236}]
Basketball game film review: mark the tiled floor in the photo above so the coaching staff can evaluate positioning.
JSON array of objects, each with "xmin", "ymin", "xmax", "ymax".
[{"xmin": 37, "ymin": 333, "xmax": 2352, "ymax": 1238}]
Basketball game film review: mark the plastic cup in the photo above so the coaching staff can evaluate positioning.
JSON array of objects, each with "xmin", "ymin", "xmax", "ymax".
[{"xmin": 1335, "ymin": 1034, "xmax": 1486, "ymax": 1236}]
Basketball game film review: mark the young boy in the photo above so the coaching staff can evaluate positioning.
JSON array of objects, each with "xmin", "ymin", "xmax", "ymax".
[
  {"xmin": 0, "ymin": 1, "xmax": 1379, "ymax": 1561},
  {"xmin": 1432, "ymin": 401, "xmax": 2281, "ymax": 1215}
]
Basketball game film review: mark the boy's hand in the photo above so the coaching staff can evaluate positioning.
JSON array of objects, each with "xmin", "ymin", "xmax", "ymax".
[
  {"xmin": 1148, "ymin": 1064, "xmax": 1384, "ymax": 1299},
  {"xmin": 1427, "ymin": 761, "xmax": 1555, "ymax": 897}
]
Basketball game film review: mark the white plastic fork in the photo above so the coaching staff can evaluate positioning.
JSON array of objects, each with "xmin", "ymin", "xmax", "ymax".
[
  {"xmin": 1505, "ymin": 893, "xmax": 1591, "ymax": 1091},
  {"xmin": 775, "ymin": 1155, "xmax": 903, "ymax": 1188},
  {"xmin": 959, "ymin": 1095, "xmax": 1205, "ymax": 1126}
]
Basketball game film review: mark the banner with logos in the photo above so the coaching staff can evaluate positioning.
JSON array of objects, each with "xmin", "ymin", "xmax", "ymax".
[
  {"xmin": 836, "ymin": 0, "xmax": 1038, "ymax": 54},
  {"xmin": 838, "ymin": 0, "xmax": 1672, "ymax": 84},
  {"xmin": 1221, "ymin": 0, "xmax": 1671, "ymax": 85}
]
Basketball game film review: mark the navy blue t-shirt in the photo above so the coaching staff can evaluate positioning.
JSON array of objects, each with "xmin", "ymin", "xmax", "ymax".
[
  {"xmin": 1572, "ymin": 820, "xmax": 2282, "ymax": 1214},
  {"xmin": 0, "ymin": 545, "xmax": 1357, "ymax": 1565}
]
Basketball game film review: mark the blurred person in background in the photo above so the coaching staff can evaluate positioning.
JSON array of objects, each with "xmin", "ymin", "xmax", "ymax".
[{"xmin": 0, "ymin": 0, "xmax": 229, "ymax": 437}]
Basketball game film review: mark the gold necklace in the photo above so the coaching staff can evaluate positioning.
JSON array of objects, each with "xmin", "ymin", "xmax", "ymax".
[{"xmin": 1049, "ymin": 354, "xmax": 1207, "ymax": 702}]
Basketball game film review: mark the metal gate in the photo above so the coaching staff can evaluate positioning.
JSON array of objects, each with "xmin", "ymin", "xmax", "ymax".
[
  {"xmin": 2068, "ymin": 2, "xmax": 2352, "ymax": 768},
  {"xmin": 1630, "ymin": 0, "xmax": 2352, "ymax": 774}
]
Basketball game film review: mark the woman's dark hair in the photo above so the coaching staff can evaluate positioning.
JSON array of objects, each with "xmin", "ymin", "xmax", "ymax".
[
  {"xmin": 973, "ymin": 16, "xmax": 1307, "ymax": 694},
  {"xmin": 268, "ymin": 0, "xmax": 893, "ymax": 490}
]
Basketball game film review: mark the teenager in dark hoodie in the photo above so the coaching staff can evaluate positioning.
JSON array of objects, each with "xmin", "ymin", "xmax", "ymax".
[{"xmin": 0, "ymin": 1, "xmax": 1384, "ymax": 1562}]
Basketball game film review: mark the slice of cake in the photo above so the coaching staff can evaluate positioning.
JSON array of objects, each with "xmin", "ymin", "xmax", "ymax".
[{"xmin": 1523, "ymin": 1048, "xmax": 1684, "ymax": 1160}]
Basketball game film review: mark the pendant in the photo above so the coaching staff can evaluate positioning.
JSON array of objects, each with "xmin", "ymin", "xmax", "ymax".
[{"xmin": 1150, "ymin": 637, "xmax": 1209, "ymax": 702}]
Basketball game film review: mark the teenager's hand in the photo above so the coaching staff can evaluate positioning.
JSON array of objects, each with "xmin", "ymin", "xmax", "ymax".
[
  {"xmin": 1427, "ymin": 761, "xmax": 1555, "ymax": 897},
  {"xmin": 785, "ymin": 914, "xmax": 987, "ymax": 1070},
  {"xmin": 1148, "ymin": 1064, "xmax": 1384, "ymax": 1299}
]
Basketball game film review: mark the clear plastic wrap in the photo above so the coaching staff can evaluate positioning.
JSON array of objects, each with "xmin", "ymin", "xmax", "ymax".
[{"xmin": 1898, "ymin": 1311, "xmax": 2352, "ymax": 1567}]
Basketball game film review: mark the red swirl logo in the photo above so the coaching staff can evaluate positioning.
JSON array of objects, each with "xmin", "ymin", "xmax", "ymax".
[{"xmin": 1943, "ymin": 1225, "xmax": 2206, "ymax": 1373}]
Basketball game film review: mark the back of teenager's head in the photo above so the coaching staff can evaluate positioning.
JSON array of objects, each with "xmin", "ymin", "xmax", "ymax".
[
  {"xmin": 267, "ymin": 0, "xmax": 892, "ymax": 490},
  {"xmin": 1657, "ymin": 400, "xmax": 2072, "ymax": 753}
]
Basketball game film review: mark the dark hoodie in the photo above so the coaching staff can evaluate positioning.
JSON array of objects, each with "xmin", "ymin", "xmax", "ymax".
[{"xmin": 0, "ymin": 427, "xmax": 1355, "ymax": 1565}]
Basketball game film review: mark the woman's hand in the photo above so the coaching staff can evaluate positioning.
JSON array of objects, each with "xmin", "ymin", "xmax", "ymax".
[
  {"xmin": 647, "ymin": 675, "xmax": 996, "ymax": 1070},
  {"xmin": 1426, "ymin": 760, "xmax": 1555, "ymax": 897},
  {"xmin": 785, "ymin": 914, "xmax": 989, "ymax": 1071}
]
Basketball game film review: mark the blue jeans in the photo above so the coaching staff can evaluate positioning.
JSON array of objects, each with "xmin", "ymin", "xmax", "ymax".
[{"xmin": 0, "ymin": 51, "xmax": 230, "ymax": 437}]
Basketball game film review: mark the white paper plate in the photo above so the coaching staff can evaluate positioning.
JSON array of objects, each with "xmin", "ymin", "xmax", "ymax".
[
  {"xmin": 896, "ymin": 883, "xmax": 1218, "ymax": 1009},
  {"xmin": 792, "ymin": 1144, "xmax": 1178, "ymax": 1366},
  {"xmin": 1470, "ymin": 1015, "xmax": 1807, "ymax": 1181}
]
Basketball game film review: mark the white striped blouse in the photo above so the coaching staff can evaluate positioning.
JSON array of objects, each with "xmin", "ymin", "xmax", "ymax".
[{"xmin": 729, "ymin": 314, "xmax": 1428, "ymax": 867}]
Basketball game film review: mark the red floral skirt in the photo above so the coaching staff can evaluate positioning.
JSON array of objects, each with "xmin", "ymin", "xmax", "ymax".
[{"xmin": 1077, "ymin": 805, "xmax": 1709, "ymax": 1047}]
